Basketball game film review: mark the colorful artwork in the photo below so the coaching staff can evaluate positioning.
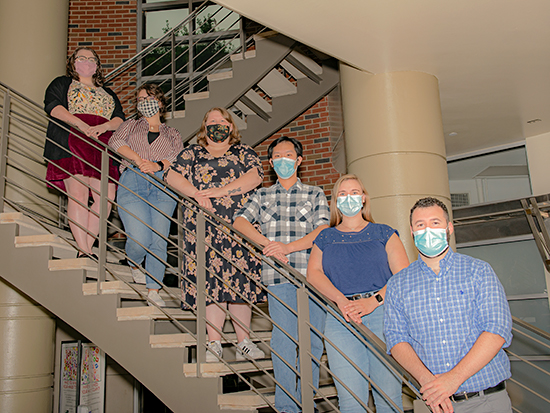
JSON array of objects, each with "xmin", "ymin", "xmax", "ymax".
[
  {"xmin": 63, "ymin": 345, "xmax": 79, "ymax": 381},
  {"xmin": 81, "ymin": 345, "xmax": 102, "ymax": 384}
]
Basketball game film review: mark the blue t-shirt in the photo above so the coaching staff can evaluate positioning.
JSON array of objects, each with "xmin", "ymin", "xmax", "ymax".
[{"xmin": 313, "ymin": 223, "xmax": 397, "ymax": 295}]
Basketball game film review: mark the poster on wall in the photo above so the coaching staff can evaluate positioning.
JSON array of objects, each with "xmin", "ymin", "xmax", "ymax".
[
  {"xmin": 59, "ymin": 341, "xmax": 105, "ymax": 413},
  {"xmin": 79, "ymin": 344, "xmax": 105, "ymax": 413}
]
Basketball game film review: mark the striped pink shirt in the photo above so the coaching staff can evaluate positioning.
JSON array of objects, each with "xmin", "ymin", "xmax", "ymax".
[{"xmin": 109, "ymin": 118, "xmax": 184, "ymax": 172}]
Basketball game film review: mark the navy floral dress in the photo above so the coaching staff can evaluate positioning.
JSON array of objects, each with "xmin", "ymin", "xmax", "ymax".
[{"xmin": 170, "ymin": 143, "xmax": 265, "ymax": 308}]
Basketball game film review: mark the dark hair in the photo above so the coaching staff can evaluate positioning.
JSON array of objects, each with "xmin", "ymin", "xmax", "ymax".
[
  {"xmin": 196, "ymin": 107, "xmax": 241, "ymax": 147},
  {"xmin": 66, "ymin": 47, "xmax": 105, "ymax": 87},
  {"xmin": 267, "ymin": 136, "xmax": 303, "ymax": 159},
  {"xmin": 410, "ymin": 197, "xmax": 450, "ymax": 225},
  {"xmin": 136, "ymin": 84, "xmax": 168, "ymax": 123}
]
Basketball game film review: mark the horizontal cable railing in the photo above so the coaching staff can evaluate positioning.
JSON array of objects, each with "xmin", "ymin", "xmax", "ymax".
[{"xmin": 0, "ymin": 80, "xmax": 426, "ymax": 412}]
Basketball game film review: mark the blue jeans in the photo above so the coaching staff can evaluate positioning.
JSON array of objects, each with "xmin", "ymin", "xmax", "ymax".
[
  {"xmin": 117, "ymin": 168, "xmax": 177, "ymax": 289},
  {"xmin": 267, "ymin": 283, "xmax": 326, "ymax": 413},
  {"xmin": 324, "ymin": 305, "xmax": 402, "ymax": 413}
]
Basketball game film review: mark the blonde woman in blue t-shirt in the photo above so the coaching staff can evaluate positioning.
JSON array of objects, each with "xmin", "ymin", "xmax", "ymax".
[{"xmin": 307, "ymin": 174, "xmax": 409, "ymax": 413}]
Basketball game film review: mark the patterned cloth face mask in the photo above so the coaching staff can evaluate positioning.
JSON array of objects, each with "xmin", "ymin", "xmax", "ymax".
[
  {"xmin": 336, "ymin": 195, "xmax": 363, "ymax": 217},
  {"xmin": 413, "ymin": 226, "xmax": 449, "ymax": 258},
  {"xmin": 137, "ymin": 99, "xmax": 160, "ymax": 118},
  {"xmin": 206, "ymin": 124, "xmax": 231, "ymax": 143},
  {"xmin": 272, "ymin": 157, "xmax": 297, "ymax": 179},
  {"xmin": 75, "ymin": 60, "xmax": 97, "ymax": 78}
]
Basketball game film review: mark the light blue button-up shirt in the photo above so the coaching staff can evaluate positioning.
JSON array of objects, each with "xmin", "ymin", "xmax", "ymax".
[{"xmin": 385, "ymin": 249, "xmax": 512, "ymax": 393}]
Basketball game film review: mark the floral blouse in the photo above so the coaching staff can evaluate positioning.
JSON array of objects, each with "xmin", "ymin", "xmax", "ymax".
[{"xmin": 68, "ymin": 80, "xmax": 115, "ymax": 119}]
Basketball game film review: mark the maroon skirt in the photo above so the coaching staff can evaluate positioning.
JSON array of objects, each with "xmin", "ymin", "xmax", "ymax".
[{"xmin": 46, "ymin": 113, "xmax": 120, "ymax": 192}]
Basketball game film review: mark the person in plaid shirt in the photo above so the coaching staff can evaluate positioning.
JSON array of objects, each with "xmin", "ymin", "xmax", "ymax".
[
  {"xmin": 385, "ymin": 197, "xmax": 512, "ymax": 413},
  {"xmin": 234, "ymin": 136, "xmax": 329, "ymax": 413}
]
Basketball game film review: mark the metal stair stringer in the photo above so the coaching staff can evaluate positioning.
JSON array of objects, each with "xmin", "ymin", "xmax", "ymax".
[
  {"xmin": 240, "ymin": 58, "xmax": 340, "ymax": 148},
  {"xmin": 0, "ymin": 222, "xmax": 249, "ymax": 413},
  {"xmin": 166, "ymin": 33, "xmax": 296, "ymax": 141}
]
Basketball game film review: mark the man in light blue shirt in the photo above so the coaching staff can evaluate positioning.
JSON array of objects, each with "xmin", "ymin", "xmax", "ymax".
[{"xmin": 385, "ymin": 197, "xmax": 512, "ymax": 413}]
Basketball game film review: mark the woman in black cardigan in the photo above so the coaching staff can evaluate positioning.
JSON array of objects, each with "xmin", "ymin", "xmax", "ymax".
[{"xmin": 44, "ymin": 47, "xmax": 125, "ymax": 258}]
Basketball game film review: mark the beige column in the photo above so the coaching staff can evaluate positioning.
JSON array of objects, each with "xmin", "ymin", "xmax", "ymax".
[
  {"xmin": 0, "ymin": 0, "xmax": 69, "ymax": 218},
  {"xmin": 0, "ymin": 1, "xmax": 67, "ymax": 411},
  {"xmin": 0, "ymin": 279, "xmax": 56, "ymax": 412},
  {"xmin": 340, "ymin": 64, "xmax": 451, "ymax": 259}
]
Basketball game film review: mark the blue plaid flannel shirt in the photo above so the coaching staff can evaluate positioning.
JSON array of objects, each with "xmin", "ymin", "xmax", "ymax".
[
  {"xmin": 385, "ymin": 250, "xmax": 512, "ymax": 393},
  {"xmin": 234, "ymin": 179, "xmax": 329, "ymax": 285}
]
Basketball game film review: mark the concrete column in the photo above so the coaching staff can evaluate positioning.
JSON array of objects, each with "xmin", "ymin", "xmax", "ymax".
[
  {"xmin": 340, "ymin": 64, "xmax": 451, "ymax": 259},
  {"xmin": 0, "ymin": 0, "xmax": 69, "ymax": 218},
  {"xmin": 0, "ymin": 1, "xmax": 67, "ymax": 411},
  {"xmin": 0, "ymin": 279, "xmax": 56, "ymax": 412},
  {"xmin": 525, "ymin": 132, "xmax": 550, "ymax": 196}
]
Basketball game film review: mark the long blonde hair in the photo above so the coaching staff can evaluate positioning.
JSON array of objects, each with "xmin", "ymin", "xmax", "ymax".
[
  {"xmin": 196, "ymin": 107, "xmax": 241, "ymax": 147},
  {"xmin": 329, "ymin": 174, "xmax": 374, "ymax": 227}
]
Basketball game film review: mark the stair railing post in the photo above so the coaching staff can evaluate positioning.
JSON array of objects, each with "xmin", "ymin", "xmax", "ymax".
[
  {"xmin": 177, "ymin": 206, "xmax": 183, "ymax": 288},
  {"xmin": 297, "ymin": 285, "xmax": 315, "ymax": 413},
  {"xmin": 171, "ymin": 31, "xmax": 176, "ymax": 118},
  {"xmin": 96, "ymin": 149, "xmax": 109, "ymax": 294},
  {"xmin": 239, "ymin": 16, "xmax": 245, "ymax": 60},
  {"xmin": 196, "ymin": 211, "xmax": 207, "ymax": 376},
  {"xmin": 0, "ymin": 90, "xmax": 11, "ymax": 212},
  {"xmin": 188, "ymin": 10, "xmax": 195, "ymax": 94}
]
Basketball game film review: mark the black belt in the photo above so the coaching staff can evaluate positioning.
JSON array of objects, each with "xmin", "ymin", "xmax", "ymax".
[
  {"xmin": 346, "ymin": 290, "xmax": 380, "ymax": 301},
  {"xmin": 451, "ymin": 381, "xmax": 506, "ymax": 403}
]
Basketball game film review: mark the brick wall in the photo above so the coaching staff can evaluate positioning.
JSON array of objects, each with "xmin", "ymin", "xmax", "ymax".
[
  {"xmin": 254, "ymin": 96, "xmax": 342, "ymax": 200},
  {"xmin": 67, "ymin": 0, "xmax": 137, "ymax": 111}
]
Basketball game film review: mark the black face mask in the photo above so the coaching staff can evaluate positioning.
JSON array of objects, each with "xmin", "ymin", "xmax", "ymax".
[{"xmin": 206, "ymin": 124, "xmax": 231, "ymax": 143}]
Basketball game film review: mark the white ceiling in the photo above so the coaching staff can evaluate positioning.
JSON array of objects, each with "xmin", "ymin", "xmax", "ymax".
[{"xmin": 215, "ymin": 0, "xmax": 550, "ymax": 158}]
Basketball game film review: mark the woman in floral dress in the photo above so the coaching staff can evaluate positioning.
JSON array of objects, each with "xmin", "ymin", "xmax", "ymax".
[
  {"xmin": 44, "ymin": 47, "xmax": 124, "ymax": 258},
  {"xmin": 166, "ymin": 107, "xmax": 265, "ymax": 362}
]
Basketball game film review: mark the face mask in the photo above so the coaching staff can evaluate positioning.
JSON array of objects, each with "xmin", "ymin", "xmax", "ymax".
[
  {"xmin": 206, "ymin": 124, "xmax": 231, "ymax": 143},
  {"xmin": 75, "ymin": 60, "xmax": 97, "ymax": 78},
  {"xmin": 337, "ymin": 195, "xmax": 363, "ymax": 217},
  {"xmin": 413, "ymin": 227, "xmax": 449, "ymax": 258},
  {"xmin": 272, "ymin": 157, "xmax": 297, "ymax": 179},
  {"xmin": 137, "ymin": 99, "xmax": 160, "ymax": 118}
]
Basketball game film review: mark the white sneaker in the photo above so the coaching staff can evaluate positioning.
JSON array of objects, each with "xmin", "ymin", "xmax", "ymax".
[
  {"xmin": 130, "ymin": 267, "xmax": 146, "ymax": 284},
  {"xmin": 206, "ymin": 340, "xmax": 223, "ymax": 362},
  {"xmin": 236, "ymin": 338, "xmax": 265, "ymax": 361},
  {"xmin": 147, "ymin": 290, "xmax": 166, "ymax": 307}
]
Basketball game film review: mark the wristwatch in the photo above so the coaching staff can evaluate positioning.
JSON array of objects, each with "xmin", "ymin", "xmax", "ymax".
[
  {"xmin": 156, "ymin": 161, "xmax": 164, "ymax": 171},
  {"xmin": 374, "ymin": 293, "xmax": 384, "ymax": 304}
]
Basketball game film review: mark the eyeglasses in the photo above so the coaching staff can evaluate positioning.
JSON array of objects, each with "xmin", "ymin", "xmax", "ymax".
[
  {"xmin": 75, "ymin": 56, "xmax": 98, "ymax": 63},
  {"xmin": 137, "ymin": 96, "xmax": 157, "ymax": 103}
]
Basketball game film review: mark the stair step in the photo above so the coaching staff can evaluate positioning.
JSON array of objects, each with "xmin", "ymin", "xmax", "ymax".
[
  {"xmin": 117, "ymin": 306, "xmax": 195, "ymax": 321},
  {"xmin": 288, "ymin": 50, "xmax": 323, "ymax": 75},
  {"xmin": 230, "ymin": 50, "xmax": 256, "ymax": 62},
  {"xmin": 218, "ymin": 384, "xmax": 337, "ymax": 410},
  {"xmin": 258, "ymin": 69, "xmax": 297, "ymax": 98},
  {"xmin": 48, "ymin": 257, "xmax": 99, "ymax": 271},
  {"xmin": 184, "ymin": 91, "xmax": 209, "ymax": 101},
  {"xmin": 83, "ymin": 280, "xmax": 180, "ymax": 304},
  {"xmin": 243, "ymin": 90, "xmax": 272, "ymax": 113},
  {"xmin": 165, "ymin": 109, "xmax": 185, "ymax": 120},
  {"xmin": 229, "ymin": 109, "xmax": 247, "ymax": 131},
  {"xmin": 0, "ymin": 212, "xmax": 49, "ymax": 235},
  {"xmin": 15, "ymin": 233, "xmax": 75, "ymax": 251},
  {"xmin": 183, "ymin": 359, "xmax": 273, "ymax": 378},
  {"xmin": 207, "ymin": 70, "xmax": 233, "ymax": 82},
  {"xmin": 150, "ymin": 331, "xmax": 272, "ymax": 348}
]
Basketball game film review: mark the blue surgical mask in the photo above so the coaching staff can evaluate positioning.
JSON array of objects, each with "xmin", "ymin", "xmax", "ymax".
[
  {"xmin": 413, "ymin": 227, "xmax": 449, "ymax": 258},
  {"xmin": 272, "ymin": 157, "xmax": 297, "ymax": 179},
  {"xmin": 337, "ymin": 195, "xmax": 363, "ymax": 217}
]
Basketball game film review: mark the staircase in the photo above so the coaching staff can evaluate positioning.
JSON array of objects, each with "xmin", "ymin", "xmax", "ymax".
[
  {"xmin": 165, "ymin": 33, "xmax": 339, "ymax": 147},
  {"xmin": 0, "ymin": 211, "xmax": 285, "ymax": 412}
]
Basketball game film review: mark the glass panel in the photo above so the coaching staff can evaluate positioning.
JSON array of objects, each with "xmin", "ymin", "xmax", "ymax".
[
  {"xmin": 458, "ymin": 239, "xmax": 550, "ymax": 332},
  {"xmin": 196, "ymin": 5, "xmax": 240, "ymax": 33},
  {"xmin": 145, "ymin": 8, "xmax": 189, "ymax": 39},
  {"xmin": 448, "ymin": 147, "xmax": 532, "ymax": 206}
]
